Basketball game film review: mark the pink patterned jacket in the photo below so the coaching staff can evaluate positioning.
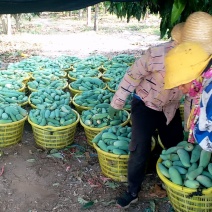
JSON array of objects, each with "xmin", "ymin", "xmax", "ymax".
[{"xmin": 110, "ymin": 41, "xmax": 185, "ymax": 125}]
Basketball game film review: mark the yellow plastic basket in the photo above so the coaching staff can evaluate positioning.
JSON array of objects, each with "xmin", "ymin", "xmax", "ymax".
[
  {"xmin": 19, "ymin": 100, "xmax": 28, "ymax": 107},
  {"xmin": 69, "ymin": 83, "xmax": 107, "ymax": 97},
  {"xmin": 80, "ymin": 111, "xmax": 130, "ymax": 147},
  {"xmin": 68, "ymin": 84, "xmax": 84, "ymax": 97},
  {"xmin": 0, "ymin": 116, "xmax": 27, "ymax": 147},
  {"xmin": 67, "ymin": 75, "xmax": 77, "ymax": 82},
  {"xmin": 93, "ymin": 143, "xmax": 129, "ymax": 182},
  {"xmin": 28, "ymin": 81, "xmax": 68, "ymax": 92},
  {"xmin": 101, "ymin": 71, "xmax": 111, "ymax": 82},
  {"xmin": 72, "ymin": 93, "xmax": 92, "ymax": 114},
  {"xmin": 28, "ymin": 96, "xmax": 37, "ymax": 109},
  {"xmin": 28, "ymin": 94, "xmax": 72, "ymax": 109},
  {"xmin": 28, "ymin": 110, "xmax": 80, "ymax": 149},
  {"xmin": 22, "ymin": 75, "xmax": 31, "ymax": 84},
  {"xmin": 157, "ymin": 135, "xmax": 165, "ymax": 149},
  {"xmin": 107, "ymin": 85, "xmax": 116, "ymax": 93},
  {"xmin": 98, "ymin": 65, "xmax": 107, "ymax": 73},
  {"xmin": 68, "ymin": 72, "xmax": 102, "ymax": 82},
  {"xmin": 63, "ymin": 66, "xmax": 74, "ymax": 72},
  {"xmin": 31, "ymin": 72, "xmax": 67, "ymax": 80},
  {"xmin": 157, "ymin": 158, "xmax": 212, "ymax": 212},
  {"xmin": 18, "ymin": 83, "xmax": 26, "ymax": 92}
]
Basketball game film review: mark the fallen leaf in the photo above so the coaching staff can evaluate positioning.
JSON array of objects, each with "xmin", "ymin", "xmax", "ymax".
[
  {"xmin": 52, "ymin": 183, "xmax": 60, "ymax": 187},
  {"xmin": 66, "ymin": 166, "xmax": 71, "ymax": 172},
  {"xmin": 26, "ymin": 159, "xmax": 36, "ymax": 162},
  {"xmin": 78, "ymin": 197, "xmax": 89, "ymax": 205},
  {"xmin": 149, "ymin": 200, "xmax": 156, "ymax": 212},
  {"xmin": 149, "ymin": 184, "xmax": 167, "ymax": 198},
  {"xmin": 49, "ymin": 149, "xmax": 59, "ymax": 154},
  {"xmin": 87, "ymin": 178, "xmax": 102, "ymax": 188},
  {"xmin": 0, "ymin": 165, "xmax": 4, "ymax": 176},
  {"xmin": 47, "ymin": 153, "xmax": 64, "ymax": 159},
  {"xmin": 81, "ymin": 201, "xmax": 94, "ymax": 210},
  {"xmin": 0, "ymin": 149, "xmax": 4, "ymax": 157},
  {"xmin": 100, "ymin": 176, "xmax": 111, "ymax": 183},
  {"xmin": 102, "ymin": 199, "xmax": 116, "ymax": 206},
  {"xmin": 104, "ymin": 181, "xmax": 119, "ymax": 189}
]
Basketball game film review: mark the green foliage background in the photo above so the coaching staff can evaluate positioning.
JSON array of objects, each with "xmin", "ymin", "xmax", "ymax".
[{"xmin": 105, "ymin": 0, "xmax": 212, "ymax": 38}]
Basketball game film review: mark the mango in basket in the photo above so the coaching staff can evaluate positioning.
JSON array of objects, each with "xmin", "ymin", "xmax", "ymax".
[
  {"xmin": 29, "ymin": 105, "xmax": 77, "ymax": 127},
  {"xmin": 0, "ymin": 104, "xmax": 27, "ymax": 123},
  {"xmin": 158, "ymin": 141, "xmax": 212, "ymax": 189},
  {"xmin": 81, "ymin": 104, "xmax": 129, "ymax": 129}
]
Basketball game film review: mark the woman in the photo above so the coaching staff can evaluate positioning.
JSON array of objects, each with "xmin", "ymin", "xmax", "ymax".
[
  {"xmin": 164, "ymin": 42, "xmax": 212, "ymax": 151},
  {"xmin": 109, "ymin": 11, "xmax": 212, "ymax": 209},
  {"xmin": 108, "ymin": 23, "xmax": 185, "ymax": 209}
]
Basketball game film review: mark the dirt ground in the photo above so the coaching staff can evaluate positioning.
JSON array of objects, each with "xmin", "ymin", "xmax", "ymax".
[{"xmin": 0, "ymin": 13, "xmax": 173, "ymax": 212}]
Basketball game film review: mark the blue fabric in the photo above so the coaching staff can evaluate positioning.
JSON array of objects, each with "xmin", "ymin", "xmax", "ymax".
[
  {"xmin": 133, "ymin": 93, "xmax": 141, "ymax": 100},
  {"xmin": 194, "ymin": 79, "xmax": 212, "ymax": 151}
]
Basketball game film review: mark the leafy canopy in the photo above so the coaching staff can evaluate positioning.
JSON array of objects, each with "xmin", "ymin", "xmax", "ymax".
[{"xmin": 106, "ymin": 0, "xmax": 212, "ymax": 38}]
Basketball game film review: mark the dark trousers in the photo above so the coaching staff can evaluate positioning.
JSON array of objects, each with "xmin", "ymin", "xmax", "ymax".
[{"xmin": 127, "ymin": 97, "xmax": 184, "ymax": 194}]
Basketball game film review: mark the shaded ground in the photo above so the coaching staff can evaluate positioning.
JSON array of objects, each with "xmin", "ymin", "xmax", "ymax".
[{"xmin": 0, "ymin": 13, "xmax": 173, "ymax": 212}]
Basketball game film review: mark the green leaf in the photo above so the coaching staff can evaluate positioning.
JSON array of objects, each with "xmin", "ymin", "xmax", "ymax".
[
  {"xmin": 171, "ymin": 0, "xmax": 187, "ymax": 25},
  {"xmin": 81, "ymin": 201, "xmax": 94, "ymax": 210},
  {"xmin": 26, "ymin": 159, "xmax": 36, "ymax": 162},
  {"xmin": 101, "ymin": 199, "xmax": 116, "ymax": 206},
  {"xmin": 78, "ymin": 197, "xmax": 89, "ymax": 205},
  {"xmin": 160, "ymin": 16, "xmax": 168, "ymax": 38},
  {"xmin": 104, "ymin": 181, "xmax": 119, "ymax": 189},
  {"xmin": 47, "ymin": 153, "xmax": 64, "ymax": 159},
  {"xmin": 144, "ymin": 208, "xmax": 153, "ymax": 212},
  {"xmin": 49, "ymin": 149, "xmax": 58, "ymax": 154},
  {"xmin": 150, "ymin": 200, "xmax": 156, "ymax": 212}
]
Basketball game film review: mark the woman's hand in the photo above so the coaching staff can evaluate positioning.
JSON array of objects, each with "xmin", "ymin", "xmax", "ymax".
[{"xmin": 108, "ymin": 105, "xmax": 120, "ymax": 119}]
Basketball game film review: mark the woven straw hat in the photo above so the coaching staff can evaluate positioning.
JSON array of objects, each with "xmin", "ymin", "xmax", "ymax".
[
  {"xmin": 171, "ymin": 22, "xmax": 185, "ymax": 43},
  {"xmin": 164, "ymin": 42, "xmax": 211, "ymax": 89},
  {"xmin": 181, "ymin": 11, "xmax": 212, "ymax": 54}
]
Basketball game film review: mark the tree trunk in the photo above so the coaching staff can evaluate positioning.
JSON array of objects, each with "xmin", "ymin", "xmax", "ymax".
[
  {"xmin": 7, "ymin": 14, "xmax": 12, "ymax": 35},
  {"xmin": 0, "ymin": 15, "xmax": 7, "ymax": 34},
  {"xmin": 87, "ymin": 6, "xmax": 91, "ymax": 26},
  {"xmin": 78, "ymin": 9, "xmax": 83, "ymax": 20},
  {"xmin": 13, "ymin": 14, "xmax": 22, "ymax": 32},
  {"xmin": 94, "ymin": 4, "xmax": 99, "ymax": 31},
  {"xmin": 69, "ymin": 11, "xmax": 72, "ymax": 17}
]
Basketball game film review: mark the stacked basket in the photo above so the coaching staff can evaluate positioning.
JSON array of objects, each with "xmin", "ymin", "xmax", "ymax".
[
  {"xmin": 80, "ymin": 104, "xmax": 130, "ymax": 147},
  {"xmin": 28, "ymin": 88, "xmax": 79, "ymax": 149},
  {"xmin": 28, "ymin": 109, "xmax": 79, "ymax": 149},
  {"xmin": 94, "ymin": 143, "xmax": 129, "ymax": 182},
  {"xmin": 92, "ymin": 125, "xmax": 156, "ymax": 182},
  {"xmin": 156, "ymin": 139, "xmax": 212, "ymax": 212},
  {"xmin": 157, "ymin": 158, "xmax": 212, "ymax": 212},
  {"xmin": 0, "ymin": 104, "xmax": 28, "ymax": 147}
]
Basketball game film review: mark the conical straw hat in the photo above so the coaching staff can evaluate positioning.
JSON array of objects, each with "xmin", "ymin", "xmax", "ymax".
[
  {"xmin": 164, "ymin": 42, "xmax": 211, "ymax": 89},
  {"xmin": 181, "ymin": 11, "xmax": 212, "ymax": 54},
  {"xmin": 171, "ymin": 22, "xmax": 184, "ymax": 44}
]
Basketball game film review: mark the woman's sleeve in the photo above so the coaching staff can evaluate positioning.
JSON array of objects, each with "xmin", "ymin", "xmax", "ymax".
[{"xmin": 110, "ymin": 49, "xmax": 152, "ymax": 109}]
